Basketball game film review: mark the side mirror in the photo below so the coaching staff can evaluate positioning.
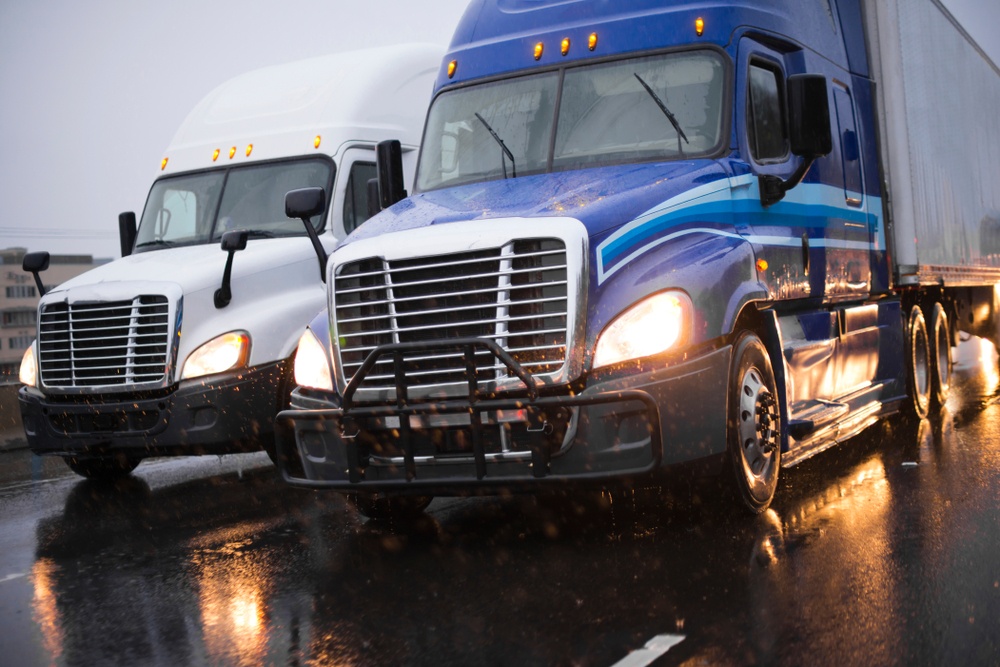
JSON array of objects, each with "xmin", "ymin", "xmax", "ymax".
[
  {"xmin": 119, "ymin": 211, "xmax": 137, "ymax": 257},
  {"xmin": 366, "ymin": 178, "xmax": 381, "ymax": 219},
  {"xmin": 285, "ymin": 187, "xmax": 326, "ymax": 220},
  {"xmin": 376, "ymin": 139, "xmax": 407, "ymax": 209},
  {"xmin": 22, "ymin": 251, "xmax": 50, "ymax": 297},
  {"xmin": 214, "ymin": 230, "xmax": 249, "ymax": 309},
  {"xmin": 220, "ymin": 229, "xmax": 249, "ymax": 253},
  {"xmin": 284, "ymin": 187, "xmax": 328, "ymax": 282},
  {"xmin": 787, "ymin": 74, "xmax": 833, "ymax": 158},
  {"xmin": 760, "ymin": 74, "xmax": 831, "ymax": 207}
]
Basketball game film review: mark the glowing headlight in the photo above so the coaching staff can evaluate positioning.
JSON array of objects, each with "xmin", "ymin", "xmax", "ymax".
[
  {"xmin": 181, "ymin": 331, "xmax": 250, "ymax": 380},
  {"xmin": 294, "ymin": 328, "xmax": 333, "ymax": 391},
  {"xmin": 19, "ymin": 342, "xmax": 37, "ymax": 387},
  {"xmin": 593, "ymin": 291, "xmax": 690, "ymax": 369}
]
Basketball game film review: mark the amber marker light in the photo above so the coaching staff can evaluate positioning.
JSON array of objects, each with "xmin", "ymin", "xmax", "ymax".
[
  {"xmin": 160, "ymin": 157, "xmax": 168, "ymax": 170},
  {"xmin": 757, "ymin": 258, "xmax": 769, "ymax": 272},
  {"xmin": 245, "ymin": 144, "xmax": 253, "ymax": 157},
  {"xmin": 229, "ymin": 146, "xmax": 237, "ymax": 159},
  {"xmin": 695, "ymin": 17, "xmax": 705, "ymax": 36},
  {"xmin": 561, "ymin": 38, "xmax": 571, "ymax": 56},
  {"xmin": 534, "ymin": 42, "xmax": 544, "ymax": 60},
  {"xmin": 588, "ymin": 32, "xmax": 598, "ymax": 51},
  {"xmin": 447, "ymin": 60, "xmax": 457, "ymax": 78},
  {"xmin": 314, "ymin": 135, "xmax": 322, "ymax": 149},
  {"xmin": 212, "ymin": 148, "xmax": 221, "ymax": 162}
]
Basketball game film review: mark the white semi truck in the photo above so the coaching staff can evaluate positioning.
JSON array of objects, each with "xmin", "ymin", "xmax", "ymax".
[{"xmin": 18, "ymin": 44, "xmax": 442, "ymax": 479}]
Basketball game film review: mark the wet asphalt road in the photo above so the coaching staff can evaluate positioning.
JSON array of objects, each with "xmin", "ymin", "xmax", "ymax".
[{"xmin": 0, "ymin": 339, "xmax": 998, "ymax": 667}]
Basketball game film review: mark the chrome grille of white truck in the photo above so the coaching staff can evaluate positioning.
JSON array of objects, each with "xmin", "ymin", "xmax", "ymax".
[
  {"xmin": 334, "ymin": 239, "xmax": 569, "ymax": 392},
  {"xmin": 37, "ymin": 296, "xmax": 172, "ymax": 388}
]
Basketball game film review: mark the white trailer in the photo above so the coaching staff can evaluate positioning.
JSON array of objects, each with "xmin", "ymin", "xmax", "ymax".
[
  {"xmin": 865, "ymin": 0, "xmax": 1000, "ymax": 331},
  {"xmin": 18, "ymin": 43, "xmax": 442, "ymax": 479}
]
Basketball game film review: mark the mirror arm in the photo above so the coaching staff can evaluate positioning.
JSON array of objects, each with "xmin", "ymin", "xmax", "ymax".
[
  {"xmin": 30, "ymin": 272, "xmax": 46, "ymax": 298},
  {"xmin": 214, "ymin": 231, "xmax": 249, "ymax": 309},
  {"xmin": 300, "ymin": 217, "xmax": 327, "ymax": 282},
  {"xmin": 759, "ymin": 156, "xmax": 816, "ymax": 208}
]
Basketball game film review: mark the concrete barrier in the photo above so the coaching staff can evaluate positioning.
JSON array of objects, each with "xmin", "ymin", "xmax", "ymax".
[{"xmin": 1, "ymin": 383, "xmax": 27, "ymax": 451}]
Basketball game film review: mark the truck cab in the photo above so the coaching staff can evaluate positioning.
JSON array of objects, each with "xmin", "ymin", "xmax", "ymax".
[
  {"xmin": 18, "ymin": 44, "xmax": 442, "ymax": 479},
  {"xmin": 276, "ymin": 0, "xmax": 1000, "ymax": 518}
]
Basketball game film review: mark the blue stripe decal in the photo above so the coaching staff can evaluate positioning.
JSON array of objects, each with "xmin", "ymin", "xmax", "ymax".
[{"xmin": 596, "ymin": 175, "xmax": 882, "ymax": 283}]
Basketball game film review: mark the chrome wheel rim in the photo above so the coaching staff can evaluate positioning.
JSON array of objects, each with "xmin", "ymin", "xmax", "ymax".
[{"xmin": 737, "ymin": 365, "xmax": 780, "ymax": 490}]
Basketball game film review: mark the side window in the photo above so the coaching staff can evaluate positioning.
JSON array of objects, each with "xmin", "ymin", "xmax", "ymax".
[
  {"xmin": 343, "ymin": 161, "xmax": 377, "ymax": 234},
  {"xmin": 747, "ymin": 62, "xmax": 788, "ymax": 162}
]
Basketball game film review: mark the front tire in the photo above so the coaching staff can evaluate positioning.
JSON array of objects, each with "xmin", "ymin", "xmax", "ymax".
[
  {"xmin": 727, "ymin": 332, "xmax": 781, "ymax": 514},
  {"xmin": 63, "ymin": 455, "xmax": 141, "ymax": 480}
]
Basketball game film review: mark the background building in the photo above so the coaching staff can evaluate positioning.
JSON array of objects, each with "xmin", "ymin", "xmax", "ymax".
[{"xmin": 0, "ymin": 247, "xmax": 110, "ymax": 383}]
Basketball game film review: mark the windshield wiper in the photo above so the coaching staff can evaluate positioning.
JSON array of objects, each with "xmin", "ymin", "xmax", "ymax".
[
  {"xmin": 241, "ymin": 229, "xmax": 276, "ymax": 239},
  {"xmin": 474, "ymin": 112, "xmax": 517, "ymax": 179},
  {"xmin": 134, "ymin": 239, "xmax": 176, "ymax": 249},
  {"xmin": 634, "ymin": 73, "xmax": 689, "ymax": 155}
]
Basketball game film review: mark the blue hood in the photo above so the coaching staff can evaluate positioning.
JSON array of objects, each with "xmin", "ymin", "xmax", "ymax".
[{"xmin": 346, "ymin": 160, "xmax": 732, "ymax": 244}]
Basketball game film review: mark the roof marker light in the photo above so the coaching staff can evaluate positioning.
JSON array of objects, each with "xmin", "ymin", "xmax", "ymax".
[
  {"xmin": 229, "ymin": 146, "xmax": 237, "ymax": 159},
  {"xmin": 245, "ymin": 144, "xmax": 253, "ymax": 157},
  {"xmin": 561, "ymin": 38, "xmax": 571, "ymax": 56},
  {"xmin": 314, "ymin": 135, "xmax": 322, "ymax": 149},
  {"xmin": 161, "ymin": 157, "xmax": 168, "ymax": 171},
  {"xmin": 447, "ymin": 60, "xmax": 457, "ymax": 78},
  {"xmin": 212, "ymin": 148, "xmax": 221, "ymax": 162},
  {"xmin": 534, "ymin": 42, "xmax": 544, "ymax": 60},
  {"xmin": 588, "ymin": 33, "xmax": 598, "ymax": 51},
  {"xmin": 695, "ymin": 17, "xmax": 705, "ymax": 36}
]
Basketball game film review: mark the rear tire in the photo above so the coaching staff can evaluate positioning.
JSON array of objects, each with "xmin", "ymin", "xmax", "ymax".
[
  {"xmin": 905, "ymin": 305, "xmax": 932, "ymax": 419},
  {"xmin": 63, "ymin": 455, "xmax": 141, "ymax": 480},
  {"xmin": 726, "ymin": 332, "xmax": 781, "ymax": 514},
  {"xmin": 928, "ymin": 302, "xmax": 951, "ymax": 408}
]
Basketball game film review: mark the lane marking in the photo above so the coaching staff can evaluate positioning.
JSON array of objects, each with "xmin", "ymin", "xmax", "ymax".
[
  {"xmin": 0, "ymin": 573, "xmax": 26, "ymax": 584},
  {"xmin": 611, "ymin": 633, "xmax": 686, "ymax": 667}
]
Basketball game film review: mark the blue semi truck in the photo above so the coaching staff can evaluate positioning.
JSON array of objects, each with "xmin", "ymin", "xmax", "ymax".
[{"xmin": 276, "ymin": 0, "xmax": 1000, "ymax": 517}]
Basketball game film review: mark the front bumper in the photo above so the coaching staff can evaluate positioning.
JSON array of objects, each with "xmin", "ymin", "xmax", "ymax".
[
  {"xmin": 19, "ymin": 359, "xmax": 289, "ymax": 458},
  {"xmin": 275, "ymin": 339, "xmax": 731, "ymax": 494}
]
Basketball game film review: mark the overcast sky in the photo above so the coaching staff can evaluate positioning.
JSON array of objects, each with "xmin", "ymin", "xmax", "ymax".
[{"xmin": 1, "ymin": 0, "xmax": 998, "ymax": 259}]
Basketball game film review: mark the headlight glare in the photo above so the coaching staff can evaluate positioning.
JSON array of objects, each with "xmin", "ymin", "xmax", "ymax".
[
  {"xmin": 181, "ymin": 331, "xmax": 250, "ymax": 380},
  {"xmin": 294, "ymin": 328, "xmax": 334, "ymax": 391},
  {"xmin": 19, "ymin": 342, "xmax": 37, "ymax": 387},
  {"xmin": 593, "ymin": 291, "xmax": 689, "ymax": 368}
]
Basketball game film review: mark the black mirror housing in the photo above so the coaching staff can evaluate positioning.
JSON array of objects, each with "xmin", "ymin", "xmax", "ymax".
[
  {"xmin": 787, "ymin": 74, "xmax": 832, "ymax": 158},
  {"xmin": 119, "ymin": 211, "xmax": 137, "ymax": 257},
  {"xmin": 366, "ymin": 178, "xmax": 382, "ymax": 219},
  {"xmin": 376, "ymin": 139, "xmax": 407, "ymax": 209},
  {"xmin": 22, "ymin": 251, "xmax": 51, "ymax": 297},
  {"xmin": 22, "ymin": 251, "xmax": 50, "ymax": 274},
  {"xmin": 285, "ymin": 187, "xmax": 327, "ymax": 220},
  {"xmin": 221, "ymin": 230, "xmax": 249, "ymax": 252}
]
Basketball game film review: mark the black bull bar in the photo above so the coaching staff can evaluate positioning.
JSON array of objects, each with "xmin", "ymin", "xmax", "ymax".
[{"xmin": 275, "ymin": 338, "xmax": 663, "ymax": 488}]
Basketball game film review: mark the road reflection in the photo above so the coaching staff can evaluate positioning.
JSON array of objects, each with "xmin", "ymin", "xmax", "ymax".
[{"xmin": 23, "ymin": 340, "xmax": 1000, "ymax": 666}]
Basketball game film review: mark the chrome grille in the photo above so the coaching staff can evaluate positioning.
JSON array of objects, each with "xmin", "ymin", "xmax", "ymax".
[
  {"xmin": 38, "ymin": 296, "xmax": 172, "ymax": 388},
  {"xmin": 334, "ymin": 239, "xmax": 568, "ymax": 391}
]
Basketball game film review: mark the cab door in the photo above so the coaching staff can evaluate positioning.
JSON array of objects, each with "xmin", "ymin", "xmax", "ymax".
[{"xmin": 823, "ymin": 82, "xmax": 871, "ymax": 301}]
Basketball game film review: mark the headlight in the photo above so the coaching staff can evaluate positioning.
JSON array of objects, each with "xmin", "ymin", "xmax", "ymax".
[
  {"xmin": 181, "ymin": 331, "xmax": 250, "ymax": 380},
  {"xmin": 593, "ymin": 291, "xmax": 690, "ymax": 369},
  {"xmin": 19, "ymin": 342, "xmax": 37, "ymax": 387},
  {"xmin": 294, "ymin": 328, "xmax": 334, "ymax": 391}
]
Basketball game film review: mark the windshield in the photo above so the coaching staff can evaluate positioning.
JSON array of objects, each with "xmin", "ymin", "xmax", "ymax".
[
  {"xmin": 416, "ymin": 50, "xmax": 726, "ymax": 192},
  {"xmin": 134, "ymin": 157, "xmax": 334, "ymax": 252}
]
